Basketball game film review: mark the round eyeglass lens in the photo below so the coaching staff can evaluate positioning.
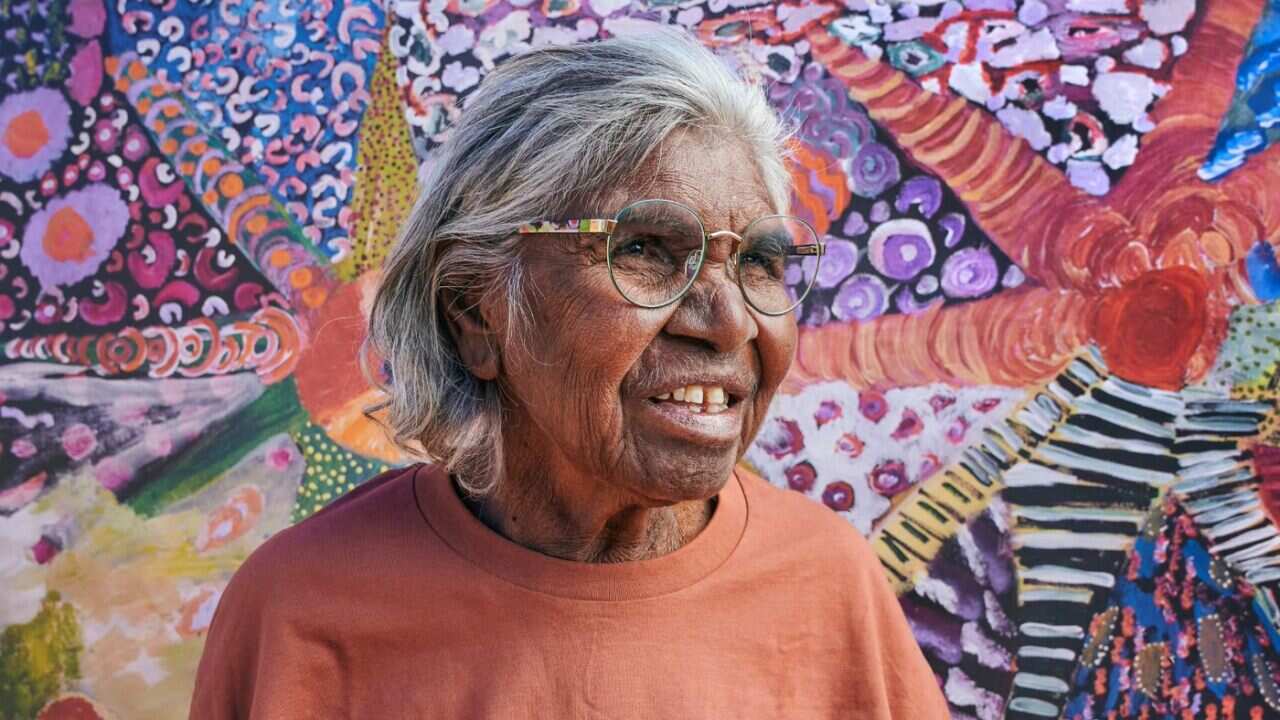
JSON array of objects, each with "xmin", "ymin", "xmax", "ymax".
[
  {"xmin": 737, "ymin": 215, "xmax": 821, "ymax": 315},
  {"xmin": 607, "ymin": 199, "xmax": 707, "ymax": 308}
]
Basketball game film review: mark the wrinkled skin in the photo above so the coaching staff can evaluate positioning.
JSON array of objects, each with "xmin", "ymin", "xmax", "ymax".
[{"xmin": 449, "ymin": 130, "xmax": 797, "ymax": 562}]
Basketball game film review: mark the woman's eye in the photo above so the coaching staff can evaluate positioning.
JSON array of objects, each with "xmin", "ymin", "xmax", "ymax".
[
  {"xmin": 741, "ymin": 249, "xmax": 785, "ymax": 275},
  {"xmin": 615, "ymin": 239, "xmax": 648, "ymax": 256},
  {"xmin": 612, "ymin": 235, "xmax": 671, "ymax": 261}
]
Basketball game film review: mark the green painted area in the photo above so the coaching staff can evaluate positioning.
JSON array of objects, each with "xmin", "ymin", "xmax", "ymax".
[
  {"xmin": 290, "ymin": 421, "xmax": 392, "ymax": 523},
  {"xmin": 124, "ymin": 378, "xmax": 308, "ymax": 518},
  {"xmin": 1213, "ymin": 302, "xmax": 1280, "ymax": 395},
  {"xmin": 0, "ymin": 592, "xmax": 81, "ymax": 720}
]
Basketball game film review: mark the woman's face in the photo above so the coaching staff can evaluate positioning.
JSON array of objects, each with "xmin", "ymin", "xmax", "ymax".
[{"xmin": 488, "ymin": 131, "xmax": 797, "ymax": 505}]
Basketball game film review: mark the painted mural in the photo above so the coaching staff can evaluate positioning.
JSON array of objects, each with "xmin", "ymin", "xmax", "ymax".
[{"xmin": 1, "ymin": 0, "xmax": 1278, "ymax": 716}]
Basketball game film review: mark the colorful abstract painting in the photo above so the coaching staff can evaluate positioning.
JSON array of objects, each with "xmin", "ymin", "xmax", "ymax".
[{"xmin": 2, "ymin": 0, "xmax": 1279, "ymax": 717}]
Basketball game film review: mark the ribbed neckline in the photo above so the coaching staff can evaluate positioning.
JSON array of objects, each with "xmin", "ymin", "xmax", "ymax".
[{"xmin": 412, "ymin": 464, "xmax": 748, "ymax": 601}]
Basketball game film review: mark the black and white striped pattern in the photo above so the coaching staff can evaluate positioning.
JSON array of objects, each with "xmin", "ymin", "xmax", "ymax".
[
  {"xmin": 870, "ymin": 346, "xmax": 1279, "ymax": 719},
  {"xmin": 1172, "ymin": 390, "xmax": 1278, "ymax": 626},
  {"xmin": 998, "ymin": 353, "xmax": 1184, "ymax": 719}
]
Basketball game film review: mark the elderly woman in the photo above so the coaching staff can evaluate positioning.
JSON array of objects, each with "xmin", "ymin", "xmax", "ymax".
[{"xmin": 191, "ymin": 30, "xmax": 948, "ymax": 719}]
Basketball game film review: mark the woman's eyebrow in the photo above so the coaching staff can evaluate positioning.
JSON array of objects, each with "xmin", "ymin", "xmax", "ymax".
[
  {"xmin": 619, "ymin": 215, "xmax": 696, "ymax": 234},
  {"xmin": 747, "ymin": 231, "xmax": 791, "ymax": 254}
]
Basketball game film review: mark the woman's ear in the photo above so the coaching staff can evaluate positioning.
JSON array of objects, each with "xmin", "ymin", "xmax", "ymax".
[{"xmin": 443, "ymin": 291, "xmax": 500, "ymax": 381}]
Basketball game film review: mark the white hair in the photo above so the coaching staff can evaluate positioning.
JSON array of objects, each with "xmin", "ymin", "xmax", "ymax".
[{"xmin": 364, "ymin": 28, "xmax": 793, "ymax": 494}]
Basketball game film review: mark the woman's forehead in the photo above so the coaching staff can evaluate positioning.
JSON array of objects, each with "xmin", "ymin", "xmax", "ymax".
[{"xmin": 606, "ymin": 134, "xmax": 776, "ymax": 230}]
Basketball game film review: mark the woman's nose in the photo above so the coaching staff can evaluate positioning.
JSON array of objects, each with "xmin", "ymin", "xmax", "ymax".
[
  {"xmin": 703, "ymin": 231, "xmax": 742, "ymax": 268},
  {"xmin": 682, "ymin": 233, "xmax": 740, "ymax": 282},
  {"xmin": 666, "ymin": 240, "xmax": 757, "ymax": 354}
]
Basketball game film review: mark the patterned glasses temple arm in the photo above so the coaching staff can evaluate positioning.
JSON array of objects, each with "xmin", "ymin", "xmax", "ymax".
[
  {"xmin": 517, "ymin": 218, "xmax": 825, "ymax": 261},
  {"xmin": 519, "ymin": 220, "xmax": 825, "ymax": 252},
  {"xmin": 516, "ymin": 219, "xmax": 617, "ymax": 234}
]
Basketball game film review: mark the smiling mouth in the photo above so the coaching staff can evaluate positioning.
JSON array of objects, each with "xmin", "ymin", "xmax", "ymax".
[{"xmin": 648, "ymin": 383, "xmax": 739, "ymax": 415}]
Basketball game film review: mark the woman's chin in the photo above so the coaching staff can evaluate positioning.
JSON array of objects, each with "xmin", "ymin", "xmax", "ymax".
[{"xmin": 619, "ymin": 455, "xmax": 738, "ymax": 505}]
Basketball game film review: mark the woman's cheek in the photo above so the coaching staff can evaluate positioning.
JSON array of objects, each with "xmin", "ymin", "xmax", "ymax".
[{"xmin": 751, "ymin": 326, "xmax": 793, "ymax": 398}]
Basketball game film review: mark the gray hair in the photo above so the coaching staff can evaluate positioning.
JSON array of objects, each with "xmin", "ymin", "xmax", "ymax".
[{"xmin": 364, "ymin": 28, "xmax": 793, "ymax": 494}]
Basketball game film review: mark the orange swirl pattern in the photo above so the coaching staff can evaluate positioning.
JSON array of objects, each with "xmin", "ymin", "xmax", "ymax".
[
  {"xmin": 786, "ymin": 139, "xmax": 849, "ymax": 237},
  {"xmin": 785, "ymin": 286, "xmax": 1091, "ymax": 392},
  {"xmin": 800, "ymin": 0, "xmax": 1273, "ymax": 391},
  {"xmin": 2, "ymin": 306, "xmax": 301, "ymax": 383}
]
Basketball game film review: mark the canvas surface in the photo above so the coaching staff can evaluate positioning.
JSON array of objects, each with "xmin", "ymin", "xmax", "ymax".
[{"xmin": 2, "ymin": 0, "xmax": 1280, "ymax": 717}]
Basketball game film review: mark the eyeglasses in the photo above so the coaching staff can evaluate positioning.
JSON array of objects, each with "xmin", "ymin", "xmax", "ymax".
[{"xmin": 516, "ymin": 199, "xmax": 824, "ymax": 316}]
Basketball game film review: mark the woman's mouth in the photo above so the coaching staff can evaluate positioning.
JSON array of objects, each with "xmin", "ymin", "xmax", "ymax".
[{"xmin": 649, "ymin": 384, "xmax": 733, "ymax": 414}]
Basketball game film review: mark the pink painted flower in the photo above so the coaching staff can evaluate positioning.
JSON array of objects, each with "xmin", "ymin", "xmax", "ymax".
[
  {"xmin": 928, "ymin": 394, "xmax": 956, "ymax": 413},
  {"xmin": 835, "ymin": 432, "xmax": 864, "ymax": 459},
  {"xmin": 784, "ymin": 461, "xmax": 817, "ymax": 493},
  {"xmin": 757, "ymin": 417, "xmax": 805, "ymax": 459},
  {"xmin": 869, "ymin": 460, "xmax": 911, "ymax": 496},
  {"xmin": 947, "ymin": 415, "xmax": 971, "ymax": 444},
  {"xmin": 890, "ymin": 408, "xmax": 925, "ymax": 440},
  {"xmin": 121, "ymin": 126, "xmax": 148, "ymax": 161},
  {"xmin": 858, "ymin": 390, "xmax": 888, "ymax": 422},
  {"xmin": 61, "ymin": 423, "xmax": 97, "ymax": 460},
  {"xmin": 11, "ymin": 437, "xmax": 37, "ymax": 459},
  {"xmin": 92, "ymin": 118, "xmax": 119, "ymax": 152},
  {"xmin": 973, "ymin": 397, "xmax": 1002, "ymax": 413},
  {"xmin": 34, "ymin": 296, "xmax": 61, "ymax": 324},
  {"xmin": 95, "ymin": 457, "xmax": 132, "ymax": 491},
  {"xmin": 813, "ymin": 400, "xmax": 843, "ymax": 427},
  {"xmin": 822, "ymin": 481, "xmax": 856, "ymax": 511},
  {"xmin": 918, "ymin": 453, "xmax": 942, "ymax": 481},
  {"xmin": 268, "ymin": 446, "xmax": 294, "ymax": 470}
]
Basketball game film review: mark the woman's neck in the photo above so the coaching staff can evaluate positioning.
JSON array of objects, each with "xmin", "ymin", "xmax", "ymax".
[{"xmin": 456, "ymin": 472, "xmax": 717, "ymax": 563}]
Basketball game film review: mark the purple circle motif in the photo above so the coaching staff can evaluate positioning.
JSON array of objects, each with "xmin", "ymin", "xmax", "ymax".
[
  {"xmin": 850, "ymin": 142, "xmax": 901, "ymax": 198},
  {"xmin": 938, "ymin": 212, "xmax": 966, "ymax": 248},
  {"xmin": 842, "ymin": 211, "xmax": 868, "ymax": 237},
  {"xmin": 941, "ymin": 247, "xmax": 999, "ymax": 298},
  {"xmin": 895, "ymin": 288, "xmax": 943, "ymax": 315},
  {"xmin": 870, "ymin": 200, "xmax": 891, "ymax": 223},
  {"xmin": 815, "ymin": 110, "xmax": 876, "ymax": 160},
  {"xmin": 869, "ymin": 219, "xmax": 935, "ymax": 281},
  {"xmin": 0, "ymin": 88, "xmax": 72, "ymax": 183},
  {"xmin": 18, "ymin": 184, "xmax": 129, "ymax": 291},
  {"xmin": 895, "ymin": 176, "xmax": 942, "ymax": 218},
  {"xmin": 832, "ymin": 274, "xmax": 889, "ymax": 322},
  {"xmin": 816, "ymin": 238, "xmax": 858, "ymax": 288}
]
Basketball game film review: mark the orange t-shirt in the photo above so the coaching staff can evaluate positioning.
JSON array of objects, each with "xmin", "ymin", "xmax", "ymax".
[{"xmin": 190, "ymin": 464, "xmax": 949, "ymax": 719}]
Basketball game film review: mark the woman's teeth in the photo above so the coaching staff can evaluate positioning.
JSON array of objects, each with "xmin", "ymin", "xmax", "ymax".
[{"xmin": 652, "ymin": 384, "xmax": 730, "ymax": 414}]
